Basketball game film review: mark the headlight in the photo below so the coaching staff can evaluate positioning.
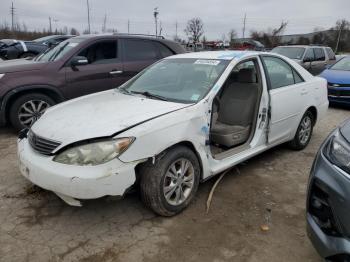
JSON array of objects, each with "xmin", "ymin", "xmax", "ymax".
[
  {"xmin": 0, "ymin": 73, "xmax": 5, "ymax": 80},
  {"xmin": 323, "ymin": 130, "xmax": 350, "ymax": 174},
  {"xmin": 53, "ymin": 137, "xmax": 134, "ymax": 166}
]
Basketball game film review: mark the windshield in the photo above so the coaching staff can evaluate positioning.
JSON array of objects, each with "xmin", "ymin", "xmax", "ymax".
[
  {"xmin": 330, "ymin": 57, "xmax": 350, "ymax": 71},
  {"xmin": 120, "ymin": 58, "xmax": 229, "ymax": 103},
  {"xmin": 272, "ymin": 47, "xmax": 306, "ymax": 60},
  {"xmin": 35, "ymin": 38, "xmax": 83, "ymax": 62}
]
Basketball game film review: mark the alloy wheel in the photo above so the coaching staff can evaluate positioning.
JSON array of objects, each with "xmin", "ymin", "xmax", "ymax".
[
  {"xmin": 18, "ymin": 100, "xmax": 50, "ymax": 127},
  {"xmin": 299, "ymin": 116, "xmax": 312, "ymax": 145},
  {"xmin": 163, "ymin": 158, "xmax": 195, "ymax": 206}
]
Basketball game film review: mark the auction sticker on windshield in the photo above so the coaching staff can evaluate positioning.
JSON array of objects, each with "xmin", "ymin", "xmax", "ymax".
[{"xmin": 194, "ymin": 59, "xmax": 221, "ymax": 66}]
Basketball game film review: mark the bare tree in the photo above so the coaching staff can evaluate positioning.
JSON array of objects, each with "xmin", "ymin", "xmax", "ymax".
[
  {"xmin": 270, "ymin": 21, "xmax": 288, "ymax": 46},
  {"xmin": 185, "ymin": 17, "xmax": 204, "ymax": 51},
  {"xmin": 70, "ymin": 27, "xmax": 80, "ymax": 36},
  {"xmin": 228, "ymin": 29, "xmax": 237, "ymax": 45},
  {"xmin": 250, "ymin": 21, "xmax": 288, "ymax": 48}
]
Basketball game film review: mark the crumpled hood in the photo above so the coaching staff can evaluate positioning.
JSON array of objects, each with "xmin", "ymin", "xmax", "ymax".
[
  {"xmin": 320, "ymin": 69, "xmax": 350, "ymax": 85},
  {"xmin": 340, "ymin": 119, "xmax": 350, "ymax": 143},
  {"xmin": 0, "ymin": 59, "xmax": 47, "ymax": 73},
  {"xmin": 32, "ymin": 90, "xmax": 189, "ymax": 146}
]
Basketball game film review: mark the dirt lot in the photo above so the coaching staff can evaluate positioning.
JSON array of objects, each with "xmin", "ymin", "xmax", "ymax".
[{"xmin": 0, "ymin": 107, "xmax": 349, "ymax": 262}]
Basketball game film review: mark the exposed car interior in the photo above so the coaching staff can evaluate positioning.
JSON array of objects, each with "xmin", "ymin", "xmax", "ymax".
[{"xmin": 210, "ymin": 59, "xmax": 262, "ymax": 156}]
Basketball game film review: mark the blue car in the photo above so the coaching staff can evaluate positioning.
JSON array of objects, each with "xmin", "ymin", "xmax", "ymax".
[{"xmin": 320, "ymin": 56, "xmax": 350, "ymax": 106}]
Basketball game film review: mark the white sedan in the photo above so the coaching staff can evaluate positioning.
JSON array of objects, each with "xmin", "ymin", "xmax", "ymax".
[{"xmin": 17, "ymin": 51, "xmax": 328, "ymax": 216}]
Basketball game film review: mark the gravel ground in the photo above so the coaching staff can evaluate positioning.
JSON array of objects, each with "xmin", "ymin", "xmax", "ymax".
[{"xmin": 0, "ymin": 106, "xmax": 349, "ymax": 262}]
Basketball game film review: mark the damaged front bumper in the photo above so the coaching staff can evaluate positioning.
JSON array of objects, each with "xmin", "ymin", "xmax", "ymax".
[{"xmin": 17, "ymin": 138, "xmax": 138, "ymax": 206}]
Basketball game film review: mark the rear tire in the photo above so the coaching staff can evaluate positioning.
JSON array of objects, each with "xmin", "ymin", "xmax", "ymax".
[
  {"xmin": 288, "ymin": 111, "xmax": 314, "ymax": 150},
  {"xmin": 9, "ymin": 93, "xmax": 55, "ymax": 131},
  {"xmin": 139, "ymin": 146, "xmax": 200, "ymax": 216}
]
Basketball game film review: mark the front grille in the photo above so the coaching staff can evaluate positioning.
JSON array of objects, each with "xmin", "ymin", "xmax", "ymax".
[
  {"xmin": 328, "ymin": 88, "xmax": 350, "ymax": 97},
  {"xmin": 28, "ymin": 130, "xmax": 61, "ymax": 155},
  {"xmin": 328, "ymin": 82, "xmax": 350, "ymax": 88}
]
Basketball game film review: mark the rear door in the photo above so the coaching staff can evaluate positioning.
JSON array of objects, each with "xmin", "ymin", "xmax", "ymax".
[
  {"xmin": 261, "ymin": 55, "xmax": 307, "ymax": 144},
  {"xmin": 121, "ymin": 38, "xmax": 160, "ymax": 79},
  {"xmin": 311, "ymin": 48, "xmax": 327, "ymax": 75},
  {"xmin": 64, "ymin": 39, "xmax": 126, "ymax": 99}
]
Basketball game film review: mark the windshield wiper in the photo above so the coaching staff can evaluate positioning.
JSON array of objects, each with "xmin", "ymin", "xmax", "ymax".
[{"xmin": 130, "ymin": 91, "xmax": 169, "ymax": 101}]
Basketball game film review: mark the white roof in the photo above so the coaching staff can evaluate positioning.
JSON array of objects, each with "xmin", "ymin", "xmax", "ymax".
[{"xmin": 167, "ymin": 50, "xmax": 264, "ymax": 60}]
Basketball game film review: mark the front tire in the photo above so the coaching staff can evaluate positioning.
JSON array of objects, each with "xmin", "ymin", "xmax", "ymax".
[
  {"xmin": 288, "ymin": 111, "xmax": 314, "ymax": 150},
  {"xmin": 139, "ymin": 146, "xmax": 200, "ymax": 216},
  {"xmin": 9, "ymin": 93, "xmax": 55, "ymax": 131}
]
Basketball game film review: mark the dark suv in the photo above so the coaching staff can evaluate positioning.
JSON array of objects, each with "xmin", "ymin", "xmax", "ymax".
[{"xmin": 0, "ymin": 34, "xmax": 185, "ymax": 130}]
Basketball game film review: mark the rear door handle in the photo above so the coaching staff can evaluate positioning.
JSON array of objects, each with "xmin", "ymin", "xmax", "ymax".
[{"xmin": 110, "ymin": 70, "xmax": 123, "ymax": 75}]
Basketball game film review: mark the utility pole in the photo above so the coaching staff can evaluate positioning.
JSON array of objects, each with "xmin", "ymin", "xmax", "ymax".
[
  {"xmin": 175, "ymin": 21, "xmax": 178, "ymax": 40},
  {"xmin": 242, "ymin": 13, "xmax": 247, "ymax": 38},
  {"xmin": 153, "ymin": 7, "xmax": 159, "ymax": 36},
  {"xmin": 128, "ymin": 19, "xmax": 130, "ymax": 34},
  {"xmin": 49, "ymin": 17, "xmax": 52, "ymax": 33},
  {"xmin": 10, "ymin": 2, "xmax": 15, "ymax": 32},
  {"xmin": 159, "ymin": 21, "xmax": 163, "ymax": 36},
  {"xmin": 86, "ymin": 0, "xmax": 91, "ymax": 34},
  {"xmin": 335, "ymin": 21, "xmax": 344, "ymax": 53},
  {"xmin": 102, "ymin": 13, "xmax": 107, "ymax": 33}
]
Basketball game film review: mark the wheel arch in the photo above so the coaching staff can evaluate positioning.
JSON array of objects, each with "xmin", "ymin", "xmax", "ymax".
[
  {"xmin": 2, "ymin": 85, "xmax": 65, "ymax": 123},
  {"xmin": 134, "ymin": 140, "xmax": 205, "ymax": 183},
  {"xmin": 306, "ymin": 106, "xmax": 318, "ymax": 126}
]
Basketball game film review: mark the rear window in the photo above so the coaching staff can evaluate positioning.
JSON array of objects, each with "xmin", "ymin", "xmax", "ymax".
[
  {"xmin": 271, "ymin": 47, "xmax": 305, "ymax": 60},
  {"xmin": 326, "ymin": 48, "xmax": 336, "ymax": 60},
  {"xmin": 155, "ymin": 42, "xmax": 174, "ymax": 58},
  {"xmin": 124, "ymin": 39, "xmax": 158, "ymax": 61}
]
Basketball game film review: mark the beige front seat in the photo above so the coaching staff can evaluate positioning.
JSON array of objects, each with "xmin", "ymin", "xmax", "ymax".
[{"xmin": 211, "ymin": 68, "xmax": 259, "ymax": 147}]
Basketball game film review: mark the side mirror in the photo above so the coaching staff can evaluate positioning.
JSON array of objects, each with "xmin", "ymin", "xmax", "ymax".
[{"xmin": 71, "ymin": 56, "xmax": 89, "ymax": 67}]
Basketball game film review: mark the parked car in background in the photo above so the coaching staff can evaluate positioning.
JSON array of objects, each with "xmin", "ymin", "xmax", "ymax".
[
  {"xmin": 0, "ymin": 35, "xmax": 74, "ymax": 60},
  {"xmin": 0, "ymin": 34, "xmax": 185, "ymax": 130},
  {"xmin": 231, "ymin": 39, "xmax": 265, "ymax": 51},
  {"xmin": 307, "ymin": 118, "xmax": 350, "ymax": 261},
  {"xmin": 17, "ymin": 51, "xmax": 328, "ymax": 216},
  {"xmin": 319, "ymin": 56, "xmax": 350, "ymax": 106},
  {"xmin": 271, "ymin": 45, "xmax": 337, "ymax": 75}
]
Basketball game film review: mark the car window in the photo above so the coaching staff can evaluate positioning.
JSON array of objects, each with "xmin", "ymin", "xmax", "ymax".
[
  {"xmin": 78, "ymin": 40, "xmax": 118, "ymax": 64},
  {"xmin": 262, "ymin": 56, "xmax": 299, "ymax": 89},
  {"xmin": 330, "ymin": 57, "xmax": 350, "ymax": 71},
  {"xmin": 124, "ymin": 39, "xmax": 158, "ymax": 61},
  {"xmin": 314, "ymin": 48, "xmax": 325, "ymax": 61},
  {"xmin": 121, "ymin": 58, "xmax": 230, "ymax": 103},
  {"xmin": 292, "ymin": 70, "xmax": 303, "ymax": 84},
  {"xmin": 35, "ymin": 38, "xmax": 84, "ymax": 62},
  {"xmin": 271, "ymin": 47, "xmax": 305, "ymax": 60},
  {"xmin": 304, "ymin": 48, "xmax": 315, "ymax": 61},
  {"xmin": 326, "ymin": 48, "xmax": 336, "ymax": 60},
  {"xmin": 155, "ymin": 42, "xmax": 174, "ymax": 58}
]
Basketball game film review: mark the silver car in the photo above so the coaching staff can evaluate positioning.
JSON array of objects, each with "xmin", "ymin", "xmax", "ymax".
[{"xmin": 272, "ymin": 45, "xmax": 337, "ymax": 75}]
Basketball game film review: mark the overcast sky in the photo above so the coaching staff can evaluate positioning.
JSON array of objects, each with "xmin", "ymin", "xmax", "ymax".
[{"xmin": 1, "ymin": 0, "xmax": 349, "ymax": 40}]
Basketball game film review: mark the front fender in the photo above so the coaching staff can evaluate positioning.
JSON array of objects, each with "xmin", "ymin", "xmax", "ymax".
[{"xmin": 117, "ymin": 102, "xmax": 212, "ymax": 178}]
